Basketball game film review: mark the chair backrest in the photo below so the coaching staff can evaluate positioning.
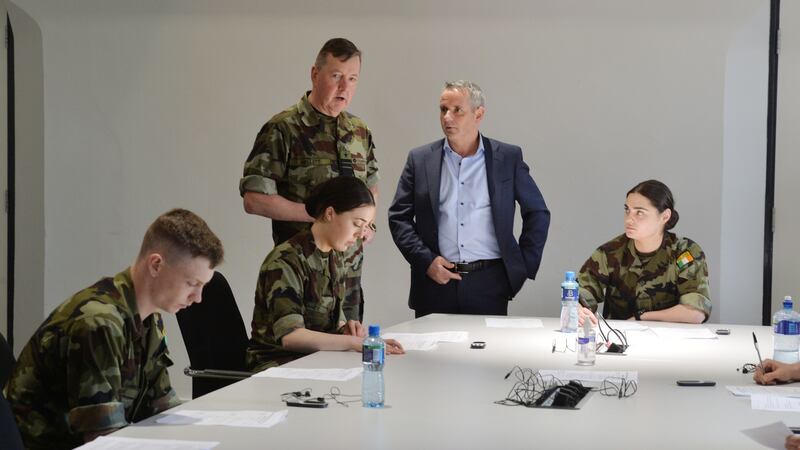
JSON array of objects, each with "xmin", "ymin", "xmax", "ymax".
[
  {"xmin": 0, "ymin": 334, "xmax": 23, "ymax": 450},
  {"xmin": 176, "ymin": 271, "xmax": 249, "ymax": 398},
  {"xmin": 0, "ymin": 332, "xmax": 15, "ymax": 390}
]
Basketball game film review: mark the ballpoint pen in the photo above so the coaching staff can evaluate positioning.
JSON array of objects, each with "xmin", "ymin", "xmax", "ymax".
[{"xmin": 752, "ymin": 332, "xmax": 764, "ymax": 368}]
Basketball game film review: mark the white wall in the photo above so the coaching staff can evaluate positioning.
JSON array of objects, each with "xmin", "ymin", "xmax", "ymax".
[
  {"xmin": 11, "ymin": 0, "xmax": 769, "ymax": 399},
  {"xmin": 774, "ymin": 1, "xmax": 800, "ymax": 314},
  {"xmin": 720, "ymin": 3, "xmax": 768, "ymax": 324}
]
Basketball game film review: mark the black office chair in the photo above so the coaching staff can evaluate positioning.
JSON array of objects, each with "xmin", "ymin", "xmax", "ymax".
[
  {"xmin": 0, "ymin": 333, "xmax": 23, "ymax": 450},
  {"xmin": 177, "ymin": 271, "xmax": 251, "ymax": 399},
  {"xmin": 0, "ymin": 391, "xmax": 23, "ymax": 450}
]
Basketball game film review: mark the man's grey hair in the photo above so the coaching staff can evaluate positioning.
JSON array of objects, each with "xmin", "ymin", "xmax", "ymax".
[{"xmin": 444, "ymin": 80, "xmax": 485, "ymax": 109}]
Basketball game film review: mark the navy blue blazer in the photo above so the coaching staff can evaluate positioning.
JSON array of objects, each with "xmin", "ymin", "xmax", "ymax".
[{"xmin": 388, "ymin": 136, "xmax": 550, "ymax": 310}]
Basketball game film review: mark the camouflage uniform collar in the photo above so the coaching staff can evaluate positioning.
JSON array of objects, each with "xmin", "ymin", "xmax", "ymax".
[
  {"xmin": 626, "ymin": 231, "xmax": 678, "ymax": 263},
  {"xmin": 113, "ymin": 268, "xmax": 146, "ymax": 339},
  {"xmin": 292, "ymin": 228, "xmax": 337, "ymax": 262},
  {"xmin": 298, "ymin": 92, "xmax": 356, "ymax": 133}
]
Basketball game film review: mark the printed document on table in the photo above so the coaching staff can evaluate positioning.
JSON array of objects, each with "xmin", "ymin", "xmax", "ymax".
[
  {"xmin": 485, "ymin": 318, "xmax": 543, "ymax": 328},
  {"xmin": 382, "ymin": 331, "xmax": 469, "ymax": 351},
  {"xmin": 726, "ymin": 385, "xmax": 800, "ymax": 398},
  {"xmin": 650, "ymin": 327, "xmax": 718, "ymax": 339},
  {"xmin": 751, "ymin": 395, "xmax": 800, "ymax": 412},
  {"xmin": 538, "ymin": 369, "xmax": 639, "ymax": 384},
  {"xmin": 604, "ymin": 320, "xmax": 649, "ymax": 332},
  {"xmin": 75, "ymin": 436, "xmax": 219, "ymax": 450},
  {"xmin": 253, "ymin": 367, "xmax": 362, "ymax": 381},
  {"xmin": 741, "ymin": 421, "xmax": 794, "ymax": 450},
  {"xmin": 156, "ymin": 410, "xmax": 288, "ymax": 428}
]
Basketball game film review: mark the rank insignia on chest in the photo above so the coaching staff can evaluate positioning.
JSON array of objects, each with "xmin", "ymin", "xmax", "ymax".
[{"xmin": 676, "ymin": 251, "xmax": 694, "ymax": 270}]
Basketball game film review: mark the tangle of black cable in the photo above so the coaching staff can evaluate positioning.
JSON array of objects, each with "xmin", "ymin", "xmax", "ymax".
[
  {"xmin": 495, "ymin": 367, "xmax": 638, "ymax": 406},
  {"xmin": 597, "ymin": 377, "xmax": 638, "ymax": 398},
  {"xmin": 280, "ymin": 386, "xmax": 361, "ymax": 407},
  {"xmin": 494, "ymin": 366, "xmax": 568, "ymax": 407}
]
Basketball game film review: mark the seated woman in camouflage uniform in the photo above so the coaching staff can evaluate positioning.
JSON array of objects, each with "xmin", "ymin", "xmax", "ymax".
[
  {"xmin": 246, "ymin": 177, "xmax": 404, "ymax": 372},
  {"xmin": 577, "ymin": 179, "xmax": 711, "ymax": 324}
]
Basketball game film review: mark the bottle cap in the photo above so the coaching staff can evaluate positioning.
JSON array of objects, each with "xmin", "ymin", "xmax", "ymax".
[
  {"xmin": 565, "ymin": 271, "xmax": 576, "ymax": 282},
  {"xmin": 368, "ymin": 325, "xmax": 380, "ymax": 337},
  {"xmin": 784, "ymin": 296, "xmax": 793, "ymax": 309}
]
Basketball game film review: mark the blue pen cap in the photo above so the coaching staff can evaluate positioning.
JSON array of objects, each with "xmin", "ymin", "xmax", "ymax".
[{"xmin": 368, "ymin": 325, "xmax": 380, "ymax": 337}]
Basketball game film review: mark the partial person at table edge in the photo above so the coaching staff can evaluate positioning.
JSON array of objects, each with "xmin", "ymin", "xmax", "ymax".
[
  {"xmin": 4, "ymin": 209, "xmax": 224, "ymax": 449},
  {"xmin": 578, "ymin": 179, "xmax": 711, "ymax": 324},
  {"xmin": 388, "ymin": 80, "xmax": 550, "ymax": 318},
  {"xmin": 247, "ymin": 177, "xmax": 403, "ymax": 373},
  {"xmin": 753, "ymin": 359, "xmax": 800, "ymax": 450}
]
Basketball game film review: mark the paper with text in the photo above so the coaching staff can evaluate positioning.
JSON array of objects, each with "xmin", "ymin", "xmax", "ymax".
[
  {"xmin": 76, "ymin": 436, "xmax": 219, "ymax": 450},
  {"xmin": 156, "ymin": 409, "xmax": 288, "ymax": 428},
  {"xmin": 741, "ymin": 421, "xmax": 793, "ymax": 450},
  {"xmin": 751, "ymin": 395, "xmax": 800, "ymax": 412},
  {"xmin": 253, "ymin": 367, "xmax": 362, "ymax": 381},
  {"xmin": 485, "ymin": 318, "xmax": 543, "ymax": 329},
  {"xmin": 650, "ymin": 327, "xmax": 718, "ymax": 339},
  {"xmin": 726, "ymin": 385, "xmax": 800, "ymax": 398},
  {"xmin": 382, "ymin": 331, "xmax": 469, "ymax": 351}
]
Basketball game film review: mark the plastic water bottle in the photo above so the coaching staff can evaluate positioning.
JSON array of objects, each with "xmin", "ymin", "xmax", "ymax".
[
  {"xmin": 773, "ymin": 296, "xmax": 800, "ymax": 364},
  {"xmin": 560, "ymin": 271, "xmax": 579, "ymax": 333},
  {"xmin": 362, "ymin": 325, "xmax": 385, "ymax": 408},
  {"xmin": 577, "ymin": 317, "xmax": 596, "ymax": 366}
]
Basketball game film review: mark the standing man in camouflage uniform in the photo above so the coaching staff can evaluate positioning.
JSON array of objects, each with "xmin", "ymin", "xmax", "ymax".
[
  {"xmin": 578, "ymin": 180, "xmax": 711, "ymax": 323},
  {"xmin": 4, "ymin": 209, "xmax": 224, "ymax": 449},
  {"xmin": 240, "ymin": 38, "xmax": 377, "ymax": 331}
]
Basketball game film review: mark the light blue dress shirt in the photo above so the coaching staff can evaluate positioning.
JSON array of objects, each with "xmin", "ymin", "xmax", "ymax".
[{"xmin": 438, "ymin": 135, "xmax": 501, "ymax": 263}]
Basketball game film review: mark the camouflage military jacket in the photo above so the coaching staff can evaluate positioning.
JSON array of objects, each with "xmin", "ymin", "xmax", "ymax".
[
  {"xmin": 578, "ymin": 232, "xmax": 712, "ymax": 321},
  {"xmin": 247, "ymin": 230, "xmax": 347, "ymax": 373},
  {"xmin": 4, "ymin": 269, "xmax": 179, "ymax": 450},
  {"xmin": 239, "ymin": 92, "xmax": 378, "ymax": 245}
]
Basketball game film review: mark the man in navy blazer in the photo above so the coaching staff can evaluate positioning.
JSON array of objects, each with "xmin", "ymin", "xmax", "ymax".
[{"xmin": 388, "ymin": 81, "xmax": 550, "ymax": 317}]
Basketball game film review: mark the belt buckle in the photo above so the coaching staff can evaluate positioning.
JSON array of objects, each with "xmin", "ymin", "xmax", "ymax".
[{"xmin": 452, "ymin": 262, "xmax": 469, "ymax": 274}]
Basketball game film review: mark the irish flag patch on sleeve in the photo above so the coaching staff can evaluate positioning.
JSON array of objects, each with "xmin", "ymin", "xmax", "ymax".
[{"xmin": 676, "ymin": 251, "xmax": 694, "ymax": 270}]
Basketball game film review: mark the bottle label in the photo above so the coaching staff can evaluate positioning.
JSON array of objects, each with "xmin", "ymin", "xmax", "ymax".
[
  {"xmin": 561, "ymin": 287, "xmax": 578, "ymax": 300},
  {"xmin": 577, "ymin": 336, "xmax": 594, "ymax": 345},
  {"xmin": 362, "ymin": 346, "xmax": 385, "ymax": 364},
  {"xmin": 775, "ymin": 320, "xmax": 800, "ymax": 335}
]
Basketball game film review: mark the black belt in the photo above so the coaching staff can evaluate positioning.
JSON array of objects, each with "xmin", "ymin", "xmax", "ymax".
[{"xmin": 450, "ymin": 259, "xmax": 502, "ymax": 274}]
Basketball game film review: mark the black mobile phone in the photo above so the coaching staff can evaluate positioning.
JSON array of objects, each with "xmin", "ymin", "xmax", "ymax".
[
  {"xmin": 285, "ymin": 399, "xmax": 328, "ymax": 408},
  {"xmin": 470, "ymin": 341, "xmax": 486, "ymax": 349},
  {"xmin": 676, "ymin": 380, "xmax": 716, "ymax": 387}
]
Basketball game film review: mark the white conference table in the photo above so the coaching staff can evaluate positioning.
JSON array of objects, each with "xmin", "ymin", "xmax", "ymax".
[{"xmin": 113, "ymin": 314, "xmax": 792, "ymax": 449}]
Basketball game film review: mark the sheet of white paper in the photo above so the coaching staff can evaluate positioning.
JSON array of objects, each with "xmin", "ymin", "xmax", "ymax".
[
  {"xmin": 156, "ymin": 410, "xmax": 288, "ymax": 428},
  {"xmin": 75, "ymin": 436, "xmax": 219, "ymax": 450},
  {"xmin": 603, "ymin": 321, "xmax": 649, "ymax": 332},
  {"xmin": 752, "ymin": 395, "xmax": 800, "ymax": 412},
  {"xmin": 741, "ymin": 421, "xmax": 794, "ymax": 450},
  {"xmin": 485, "ymin": 318, "xmax": 543, "ymax": 328},
  {"xmin": 726, "ymin": 385, "xmax": 800, "ymax": 398},
  {"xmin": 253, "ymin": 367, "xmax": 362, "ymax": 381},
  {"xmin": 650, "ymin": 327, "xmax": 718, "ymax": 339},
  {"xmin": 382, "ymin": 331, "xmax": 469, "ymax": 351},
  {"xmin": 538, "ymin": 369, "xmax": 638, "ymax": 384}
]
